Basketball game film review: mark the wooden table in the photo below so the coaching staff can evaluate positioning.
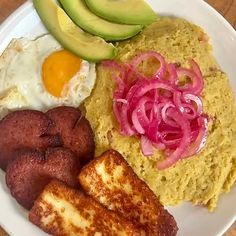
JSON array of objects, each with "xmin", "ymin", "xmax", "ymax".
[{"xmin": 0, "ymin": 0, "xmax": 236, "ymax": 235}]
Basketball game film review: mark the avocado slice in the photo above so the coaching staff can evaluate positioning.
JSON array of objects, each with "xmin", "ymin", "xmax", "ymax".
[
  {"xmin": 84, "ymin": 0, "xmax": 157, "ymax": 25},
  {"xmin": 33, "ymin": 0, "xmax": 116, "ymax": 62},
  {"xmin": 59, "ymin": 0, "xmax": 143, "ymax": 41}
]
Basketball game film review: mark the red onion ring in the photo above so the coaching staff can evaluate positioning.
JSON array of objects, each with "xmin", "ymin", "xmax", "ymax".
[
  {"xmin": 156, "ymin": 108, "xmax": 191, "ymax": 169},
  {"xmin": 141, "ymin": 135, "xmax": 154, "ymax": 156},
  {"xmin": 131, "ymin": 51, "xmax": 167, "ymax": 79},
  {"xmin": 104, "ymin": 51, "xmax": 208, "ymax": 170}
]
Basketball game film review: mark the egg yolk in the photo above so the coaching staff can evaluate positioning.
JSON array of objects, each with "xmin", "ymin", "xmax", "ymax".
[{"xmin": 42, "ymin": 50, "xmax": 82, "ymax": 97}]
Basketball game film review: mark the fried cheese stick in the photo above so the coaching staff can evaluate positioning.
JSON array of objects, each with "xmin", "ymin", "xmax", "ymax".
[
  {"xmin": 29, "ymin": 180, "xmax": 143, "ymax": 236},
  {"xmin": 78, "ymin": 150, "xmax": 178, "ymax": 236}
]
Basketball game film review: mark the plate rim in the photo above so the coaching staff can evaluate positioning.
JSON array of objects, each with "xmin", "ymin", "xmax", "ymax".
[
  {"xmin": 1, "ymin": 0, "xmax": 236, "ymax": 41},
  {"xmin": 0, "ymin": 1, "xmax": 33, "ymax": 36},
  {"xmin": 0, "ymin": 1, "xmax": 236, "ymax": 236}
]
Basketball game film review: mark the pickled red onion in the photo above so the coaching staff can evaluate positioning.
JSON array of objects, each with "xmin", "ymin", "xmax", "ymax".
[
  {"xmin": 131, "ymin": 51, "xmax": 167, "ymax": 79},
  {"xmin": 102, "ymin": 51, "xmax": 208, "ymax": 170}
]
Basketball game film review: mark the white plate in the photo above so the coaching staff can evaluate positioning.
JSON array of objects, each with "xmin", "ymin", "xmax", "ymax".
[{"xmin": 0, "ymin": 1, "xmax": 236, "ymax": 235}]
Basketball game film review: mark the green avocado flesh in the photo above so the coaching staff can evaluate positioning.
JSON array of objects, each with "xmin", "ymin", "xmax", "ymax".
[
  {"xmin": 33, "ymin": 0, "xmax": 116, "ymax": 62},
  {"xmin": 59, "ymin": 0, "xmax": 143, "ymax": 41},
  {"xmin": 84, "ymin": 0, "xmax": 157, "ymax": 25}
]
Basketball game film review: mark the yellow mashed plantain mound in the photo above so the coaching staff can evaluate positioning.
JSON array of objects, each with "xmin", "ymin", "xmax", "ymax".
[{"xmin": 84, "ymin": 18, "xmax": 236, "ymax": 211}]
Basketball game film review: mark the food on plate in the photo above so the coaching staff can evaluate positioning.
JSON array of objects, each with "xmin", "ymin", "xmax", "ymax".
[
  {"xmin": 84, "ymin": 0, "xmax": 157, "ymax": 25},
  {"xmin": 29, "ymin": 180, "xmax": 144, "ymax": 236},
  {"xmin": 0, "ymin": 110, "xmax": 61, "ymax": 171},
  {"xmin": 84, "ymin": 18, "xmax": 236, "ymax": 211},
  {"xmin": 0, "ymin": 0, "xmax": 235, "ymax": 233},
  {"xmin": 0, "ymin": 87, "xmax": 28, "ymax": 118},
  {"xmin": 0, "ymin": 108, "xmax": 177, "ymax": 234},
  {"xmin": 103, "ymin": 52, "xmax": 208, "ymax": 170},
  {"xmin": 6, "ymin": 148, "xmax": 80, "ymax": 210},
  {"xmin": 59, "ymin": 0, "xmax": 143, "ymax": 41},
  {"xmin": 46, "ymin": 106, "xmax": 95, "ymax": 164},
  {"xmin": 0, "ymin": 106, "xmax": 94, "ymax": 171},
  {"xmin": 79, "ymin": 150, "xmax": 178, "ymax": 235},
  {"xmin": 33, "ymin": 0, "xmax": 116, "ymax": 62},
  {"xmin": 0, "ymin": 34, "xmax": 96, "ymax": 113}
]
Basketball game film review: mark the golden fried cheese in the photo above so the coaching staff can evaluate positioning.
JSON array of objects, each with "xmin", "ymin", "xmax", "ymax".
[
  {"xmin": 29, "ymin": 180, "xmax": 143, "ymax": 236},
  {"xmin": 79, "ymin": 150, "xmax": 178, "ymax": 236},
  {"xmin": 84, "ymin": 18, "xmax": 236, "ymax": 211}
]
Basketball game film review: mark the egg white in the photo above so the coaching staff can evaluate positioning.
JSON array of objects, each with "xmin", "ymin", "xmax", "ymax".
[{"xmin": 0, "ymin": 34, "xmax": 96, "ymax": 113}]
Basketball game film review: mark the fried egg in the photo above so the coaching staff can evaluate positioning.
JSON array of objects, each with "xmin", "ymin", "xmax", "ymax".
[{"xmin": 0, "ymin": 34, "xmax": 96, "ymax": 115}]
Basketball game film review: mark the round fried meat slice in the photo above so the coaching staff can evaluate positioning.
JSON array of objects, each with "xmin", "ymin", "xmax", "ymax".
[
  {"xmin": 46, "ymin": 106, "xmax": 95, "ymax": 164},
  {"xmin": 0, "ymin": 110, "xmax": 62, "ymax": 171},
  {"xmin": 6, "ymin": 147, "xmax": 81, "ymax": 210}
]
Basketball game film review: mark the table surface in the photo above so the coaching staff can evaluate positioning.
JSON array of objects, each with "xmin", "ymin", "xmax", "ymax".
[{"xmin": 0, "ymin": 0, "xmax": 236, "ymax": 235}]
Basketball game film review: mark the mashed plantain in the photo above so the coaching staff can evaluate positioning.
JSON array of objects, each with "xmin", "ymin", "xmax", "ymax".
[{"xmin": 84, "ymin": 18, "xmax": 236, "ymax": 211}]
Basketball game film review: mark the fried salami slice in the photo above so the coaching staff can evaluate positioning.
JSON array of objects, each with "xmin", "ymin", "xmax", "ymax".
[
  {"xmin": 0, "ymin": 110, "xmax": 61, "ymax": 170},
  {"xmin": 6, "ymin": 147, "xmax": 80, "ymax": 210},
  {"xmin": 46, "ymin": 106, "xmax": 95, "ymax": 164}
]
